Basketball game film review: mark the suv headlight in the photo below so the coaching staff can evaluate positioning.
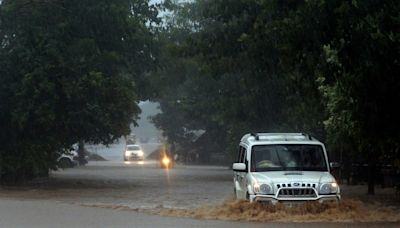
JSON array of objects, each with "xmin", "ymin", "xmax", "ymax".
[
  {"xmin": 319, "ymin": 182, "xmax": 338, "ymax": 194},
  {"xmin": 253, "ymin": 182, "xmax": 273, "ymax": 195}
]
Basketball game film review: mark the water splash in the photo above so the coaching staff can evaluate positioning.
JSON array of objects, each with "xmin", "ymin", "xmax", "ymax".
[{"xmin": 145, "ymin": 199, "xmax": 400, "ymax": 222}]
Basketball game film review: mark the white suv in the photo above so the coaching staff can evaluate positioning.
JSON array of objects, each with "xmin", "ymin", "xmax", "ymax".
[
  {"xmin": 124, "ymin": 144, "xmax": 144, "ymax": 161},
  {"xmin": 233, "ymin": 133, "xmax": 340, "ymax": 204}
]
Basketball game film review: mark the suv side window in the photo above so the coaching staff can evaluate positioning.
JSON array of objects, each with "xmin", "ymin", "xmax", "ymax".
[
  {"xmin": 236, "ymin": 146, "xmax": 242, "ymax": 163},
  {"xmin": 239, "ymin": 145, "xmax": 247, "ymax": 163}
]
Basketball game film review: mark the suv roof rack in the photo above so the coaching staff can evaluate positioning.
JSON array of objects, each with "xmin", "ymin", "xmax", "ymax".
[
  {"xmin": 301, "ymin": 133, "xmax": 313, "ymax": 140},
  {"xmin": 250, "ymin": 133, "xmax": 259, "ymax": 140},
  {"xmin": 245, "ymin": 133, "xmax": 315, "ymax": 142}
]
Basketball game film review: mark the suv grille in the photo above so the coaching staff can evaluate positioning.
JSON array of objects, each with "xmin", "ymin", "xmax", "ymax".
[
  {"xmin": 276, "ymin": 183, "xmax": 317, "ymax": 198},
  {"xmin": 278, "ymin": 188, "xmax": 316, "ymax": 198}
]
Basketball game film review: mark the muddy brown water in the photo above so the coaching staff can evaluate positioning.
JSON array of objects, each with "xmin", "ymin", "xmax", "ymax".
[
  {"xmin": 1, "ymin": 162, "xmax": 400, "ymax": 223},
  {"xmin": 81, "ymin": 199, "xmax": 400, "ymax": 223}
]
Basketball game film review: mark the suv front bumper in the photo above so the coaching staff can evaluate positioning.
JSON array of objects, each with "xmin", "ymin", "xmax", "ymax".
[
  {"xmin": 124, "ymin": 154, "xmax": 144, "ymax": 161},
  {"xmin": 249, "ymin": 194, "xmax": 340, "ymax": 204}
]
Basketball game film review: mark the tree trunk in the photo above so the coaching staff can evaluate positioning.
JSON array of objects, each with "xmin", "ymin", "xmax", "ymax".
[
  {"xmin": 367, "ymin": 157, "xmax": 376, "ymax": 195},
  {"xmin": 78, "ymin": 140, "xmax": 86, "ymax": 166}
]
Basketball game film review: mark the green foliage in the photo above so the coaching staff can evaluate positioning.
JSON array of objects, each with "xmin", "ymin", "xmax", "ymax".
[
  {"xmin": 152, "ymin": 0, "xmax": 328, "ymax": 160},
  {"xmin": 153, "ymin": 0, "xmax": 400, "ymax": 194},
  {"xmin": 0, "ymin": 0, "xmax": 159, "ymax": 183},
  {"xmin": 317, "ymin": 0, "xmax": 400, "ymax": 175}
]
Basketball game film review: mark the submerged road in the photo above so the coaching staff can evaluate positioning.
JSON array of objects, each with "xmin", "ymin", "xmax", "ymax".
[
  {"xmin": 2, "ymin": 198, "xmax": 396, "ymax": 228},
  {"xmin": 0, "ymin": 198, "xmax": 265, "ymax": 228},
  {"xmin": 0, "ymin": 141, "xmax": 399, "ymax": 227}
]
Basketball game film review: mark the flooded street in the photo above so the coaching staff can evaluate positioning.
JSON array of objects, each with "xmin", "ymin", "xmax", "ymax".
[
  {"xmin": 0, "ymin": 160, "xmax": 233, "ymax": 210},
  {"xmin": 0, "ymin": 143, "xmax": 399, "ymax": 226},
  {"xmin": 21, "ymin": 138, "xmax": 232, "ymax": 209}
]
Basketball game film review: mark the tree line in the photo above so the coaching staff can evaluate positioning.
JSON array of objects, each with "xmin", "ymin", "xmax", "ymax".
[
  {"xmin": 151, "ymin": 0, "xmax": 400, "ymax": 194},
  {"xmin": 0, "ymin": 0, "xmax": 160, "ymax": 183}
]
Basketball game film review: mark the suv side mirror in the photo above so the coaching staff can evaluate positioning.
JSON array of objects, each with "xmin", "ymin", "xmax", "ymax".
[
  {"xmin": 330, "ymin": 162, "xmax": 341, "ymax": 169},
  {"xmin": 233, "ymin": 163, "xmax": 246, "ymax": 172}
]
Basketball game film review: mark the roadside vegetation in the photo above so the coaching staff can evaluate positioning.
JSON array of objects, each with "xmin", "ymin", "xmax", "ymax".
[{"xmin": 151, "ymin": 0, "xmax": 400, "ymax": 195}]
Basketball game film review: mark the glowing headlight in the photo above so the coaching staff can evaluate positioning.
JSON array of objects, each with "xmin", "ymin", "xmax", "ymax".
[
  {"xmin": 125, "ymin": 151, "xmax": 131, "ymax": 156},
  {"xmin": 331, "ymin": 182, "xmax": 338, "ymax": 193},
  {"xmin": 319, "ymin": 182, "xmax": 338, "ymax": 194},
  {"xmin": 137, "ymin": 150, "xmax": 144, "ymax": 156},
  {"xmin": 162, "ymin": 157, "xmax": 170, "ymax": 166},
  {"xmin": 253, "ymin": 182, "xmax": 273, "ymax": 195}
]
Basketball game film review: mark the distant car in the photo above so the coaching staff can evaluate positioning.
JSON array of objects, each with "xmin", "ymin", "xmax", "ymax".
[
  {"xmin": 124, "ymin": 144, "xmax": 144, "ymax": 161},
  {"xmin": 57, "ymin": 150, "xmax": 79, "ymax": 168}
]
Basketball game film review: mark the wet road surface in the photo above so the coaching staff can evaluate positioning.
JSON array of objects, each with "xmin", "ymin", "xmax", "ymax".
[
  {"xmin": 4, "ymin": 198, "xmax": 396, "ymax": 228},
  {"xmin": 0, "ymin": 143, "xmax": 399, "ymax": 227},
  {"xmin": 0, "ymin": 160, "xmax": 233, "ymax": 210}
]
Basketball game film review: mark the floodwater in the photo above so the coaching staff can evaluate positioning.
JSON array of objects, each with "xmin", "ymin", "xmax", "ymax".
[
  {"xmin": 145, "ymin": 199, "xmax": 400, "ymax": 223},
  {"xmin": 0, "ymin": 161, "xmax": 232, "ymax": 210},
  {"xmin": 1, "ymin": 142, "xmax": 399, "ymax": 224}
]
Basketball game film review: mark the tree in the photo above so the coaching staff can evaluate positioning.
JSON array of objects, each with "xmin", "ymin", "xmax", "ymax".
[
  {"xmin": 152, "ymin": 0, "xmax": 328, "ymax": 161},
  {"xmin": 153, "ymin": 0, "xmax": 400, "ymax": 195},
  {"xmin": 0, "ymin": 0, "xmax": 160, "ymax": 183},
  {"xmin": 318, "ymin": 0, "xmax": 400, "ymax": 194}
]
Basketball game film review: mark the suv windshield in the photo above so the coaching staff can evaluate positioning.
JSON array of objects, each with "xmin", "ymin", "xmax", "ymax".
[
  {"xmin": 127, "ymin": 145, "xmax": 140, "ymax": 151},
  {"xmin": 251, "ymin": 144, "xmax": 327, "ymax": 172}
]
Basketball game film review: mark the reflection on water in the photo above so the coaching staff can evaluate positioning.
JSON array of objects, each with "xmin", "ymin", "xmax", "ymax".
[{"xmin": 124, "ymin": 160, "xmax": 145, "ymax": 165}]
